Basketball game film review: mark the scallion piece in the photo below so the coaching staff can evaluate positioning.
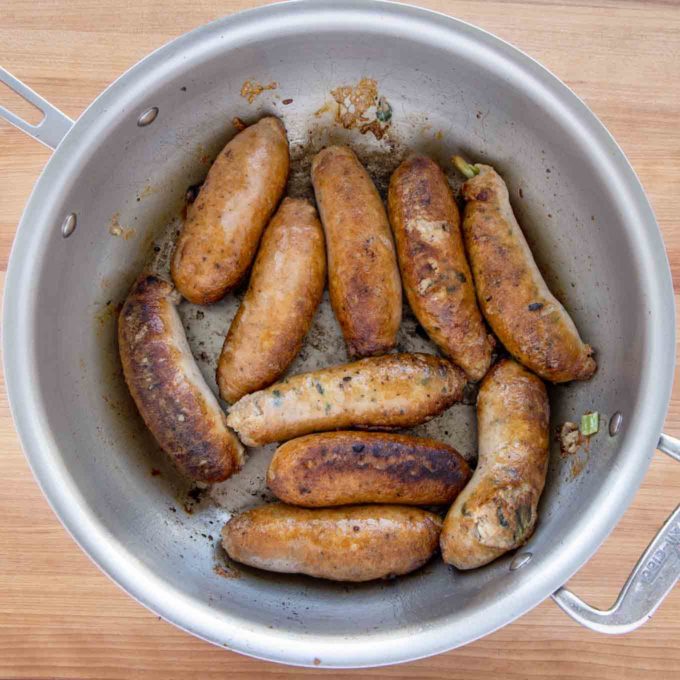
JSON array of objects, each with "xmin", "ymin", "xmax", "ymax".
[
  {"xmin": 580, "ymin": 412, "xmax": 599, "ymax": 437},
  {"xmin": 452, "ymin": 155, "xmax": 480, "ymax": 179}
]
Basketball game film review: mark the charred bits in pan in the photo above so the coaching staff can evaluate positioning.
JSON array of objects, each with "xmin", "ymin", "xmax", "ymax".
[
  {"xmin": 240, "ymin": 79, "xmax": 278, "ymax": 104},
  {"xmin": 323, "ymin": 78, "xmax": 393, "ymax": 140}
]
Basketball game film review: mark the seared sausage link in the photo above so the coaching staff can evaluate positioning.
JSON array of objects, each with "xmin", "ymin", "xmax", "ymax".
[
  {"xmin": 460, "ymin": 163, "xmax": 596, "ymax": 382},
  {"xmin": 311, "ymin": 145, "xmax": 402, "ymax": 357},
  {"xmin": 268, "ymin": 431, "xmax": 471, "ymax": 506},
  {"xmin": 171, "ymin": 117, "xmax": 290, "ymax": 304},
  {"xmin": 118, "ymin": 275, "xmax": 245, "ymax": 482},
  {"xmin": 222, "ymin": 503, "xmax": 442, "ymax": 581},
  {"xmin": 388, "ymin": 155, "xmax": 494, "ymax": 381},
  {"xmin": 217, "ymin": 197, "xmax": 326, "ymax": 403},
  {"xmin": 226, "ymin": 353, "xmax": 466, "ymax": 447},
  {"xmin": 440, "ymin": 359, "xmax": 549, "ymax": 569}
]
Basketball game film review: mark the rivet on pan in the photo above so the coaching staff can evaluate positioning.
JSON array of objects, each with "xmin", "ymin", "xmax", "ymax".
[
  {"xmin": 137, "ymin": 107, "xmax": 159, "ymax": 127},
  {"xmin": 609, "ymin": 412, "xmax": 623, "ymax": 437},
  {"xmin": 509, "ymin": 552, "xmax": 532, "ymax": 571},
  {"xmin": 61, "ymin": 213, "xmax": 77, "ymax": 238}
]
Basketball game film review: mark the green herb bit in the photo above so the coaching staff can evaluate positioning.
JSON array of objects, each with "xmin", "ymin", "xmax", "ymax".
[
  {"xmin": 452, "ymin": 155, "xmax": 480, "ymax": 179},
  {"xmin": 580, "ymin": 412, "xmax": 599, "ymax": 437},
  {"xmin": 376, "ymin": 96, "xmax": 392, "ymax": 123}
]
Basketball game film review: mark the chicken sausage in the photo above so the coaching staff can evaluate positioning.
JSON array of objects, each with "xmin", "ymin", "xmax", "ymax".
[
  {"xmin": 311, "ymin": 145, "xmax": 401, "ymax": 356},
  {"xmin": 455, "ymin": 158, "xmax": 596, "ymax": 382},
  {"xmin": 171, "ymin": 117, "xmax": 290, "ymax": 304},
  {"xmin": 388, "ymin": 155, "xmax": 494, "ymax": 381},
  {"xmin": 222, "ymin": 503, "xmax": 442, "ymax": 581},
  {"xmin": 217, "ymin": 197, "xmax": 326, "ymax": 403},
  {"xmin": 118, "ymin": 275, "xmax": 245, "ymax": 482},
  {"xmin": 226, "ymin": 353, "xmax": 466, "ymax": 447},
  {"xmin": 267, "ymin": 431, "xmax": 471, "ymax": 506},
  {"xmin": 440, "ymin": 358, "xmax": 549, "ymax": 569}
]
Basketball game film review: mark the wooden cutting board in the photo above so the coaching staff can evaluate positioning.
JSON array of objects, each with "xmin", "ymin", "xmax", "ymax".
[{"xmin": 1, "ymin": 1, "xmax": 679, "ymax": 678}]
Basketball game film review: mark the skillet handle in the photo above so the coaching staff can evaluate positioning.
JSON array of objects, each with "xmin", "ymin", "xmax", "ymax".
[
  {"xmin": 0, "ymin": 67, "xmax": 73, "ymax": 149},
  {"xmin": 552, "ymin": 433, "xmax": 680, "ymax": 634}
]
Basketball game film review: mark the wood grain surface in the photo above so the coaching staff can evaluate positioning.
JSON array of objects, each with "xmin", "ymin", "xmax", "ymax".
[{"xmin": 1, "ymin": 1, "xmax": 679, "ymax": 678}]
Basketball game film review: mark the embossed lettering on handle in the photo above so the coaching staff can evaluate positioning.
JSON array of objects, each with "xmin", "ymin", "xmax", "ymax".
[{"xmin": 552, "ymin": 434, "xmax": 680, "ymax": 634}]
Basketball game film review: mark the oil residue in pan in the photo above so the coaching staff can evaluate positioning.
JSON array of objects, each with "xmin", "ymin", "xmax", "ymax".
[{"xmin": 143, "ymin": 127, "xmax": 477, "ymax": 517}]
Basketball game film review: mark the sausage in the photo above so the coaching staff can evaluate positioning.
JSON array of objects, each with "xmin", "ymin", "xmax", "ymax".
[
  {"xmin": 311, "ymin": 145, "xmax": 402, "ymax": 356},
  {"xmin": 440, "ymin": 358, "xmax": 549, "ymax": 569},
  {"xmin": 226, "ymin": 353, "xmax": 466, "ymax": 446},
  {"xmin": 118, "ymin": 275, "xmax": 245, "ymax": 482},
  {"xmin": 222, "ymin": 503, "xmax": 442, "ymax": 581},
  {"xmin": 267, "ymin": 431, "xmax": 471, "ymax": 506},
  {"xmin": 171, "ymin": 117, "xmax": 289, "ymax": 304},
  {"xmin": 388, "ymin": 155, "xmax": 494, "ymax": 381},
  {"xmin": 216, "ymin": 198, "xmax": 326, "ymax": 403},
  {"xmin": 458, "ymin": 161, "xmax": 596, "ymax": 382}
]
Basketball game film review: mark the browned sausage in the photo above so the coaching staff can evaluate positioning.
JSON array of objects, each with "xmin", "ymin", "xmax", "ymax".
[
  {"xmin": 457, "ymin": 159, "xmax": 596, "ymax": 382},
  {"xmin": 171, "ymin": 117, "xmax": 289, "ymax": 304},
  {"xmin": 226, "ymin": 353, "xmax": 466, "ymax": 447},
  {"xmin": 311, "ymin": 145, "xmax": 401, "ymax": 356},
  {"xmin": 216, "ymin": 198, "xmax": 326, "ymax": 403},
  {"xmin": 388, "ymin": 155, "xmax": 494, "ymax": 382},
  {"xmin": 222, "ymin": 503, "xmax": 442, "ymax": 581},
  {"xmin": 440, "ymin": 358, "xmax": 549, "ymax": 569},
  {"xmin": 267, "ymin": 431, "xmax": 471, "ymax": 506},
  {"xmin": 118, "ymin": 275, "xmax": 245, "ymax": 482}
]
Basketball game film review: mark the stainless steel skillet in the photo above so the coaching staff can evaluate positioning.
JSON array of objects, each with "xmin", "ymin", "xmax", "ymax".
[{"xmin": 2, "ymin": 0, "xmax": 678, "ymax": 668}]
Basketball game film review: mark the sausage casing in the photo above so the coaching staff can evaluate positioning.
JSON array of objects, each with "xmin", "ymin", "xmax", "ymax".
[
  {"xmin": 171, "ymin": 117, "xmax": 290, "ymax": 304},
  {"xmin": 222, "ymin": 503, "xmax": 442, "ymax": 581},
  {"xmin": 226, "ymin": 353, "xmax": 466, "ymax": 446},
  {"xmin": 311, "ymin": 145, "xmax": 402, "ymax": 356},
  {"xmin": 440, "ymin": 359, "xmax": 549, "ymax": 569},
  {"xmin": 217, "ymin": 198, "xmax": 326, "ymax": 403},
  {"xmin": 118, "ymin": 275, "xmax": 245, "ymax": 482},
  {"xmin": 461, "ymin": 164, "xmax": 596, "ymax": 382},
  {"xmin": 267, "ymin": 431, "xmax": 471, "ymax": 506},
  {"xmin": 388, "ymin": 155, "xmax": 494, "ymax": 381}
]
